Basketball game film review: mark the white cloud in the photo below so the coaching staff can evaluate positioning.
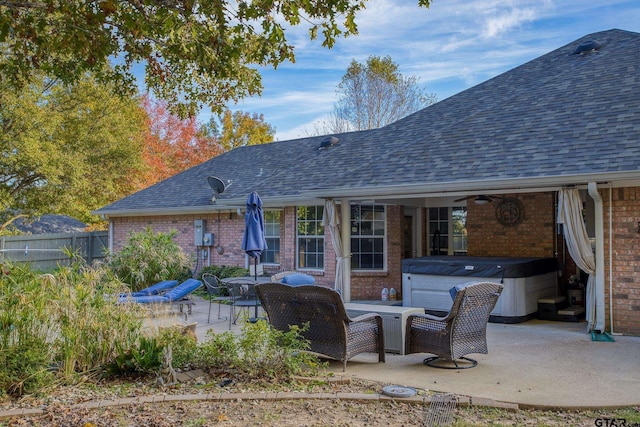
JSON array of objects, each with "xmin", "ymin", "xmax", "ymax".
[
  {"xmin": 483, "ymin": 8, "xmax": 537, "ymax": 38},
  {"xmin": 197, "ymin": 0, "xmax": 640, "ymax": 140}
]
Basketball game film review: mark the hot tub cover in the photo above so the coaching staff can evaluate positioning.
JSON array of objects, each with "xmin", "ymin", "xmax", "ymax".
[{"xmin": 401, "ymin": 256, "xmax": 558, "ymax": 278}]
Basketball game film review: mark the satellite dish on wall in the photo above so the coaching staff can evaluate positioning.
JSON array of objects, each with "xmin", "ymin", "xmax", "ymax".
[{"xmin": 207, "ymin": 176, "xmax": 231, "ymax": 203}]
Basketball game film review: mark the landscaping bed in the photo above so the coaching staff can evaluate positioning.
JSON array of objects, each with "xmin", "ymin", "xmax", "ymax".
[{"xmin": 2, "ymin": 374, "xmax": 638, "ymax": 426}]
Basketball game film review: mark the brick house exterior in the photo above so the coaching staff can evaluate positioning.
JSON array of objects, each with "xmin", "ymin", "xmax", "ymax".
[{"xmin": 97, "ymin": 30, "xmax": 640, "ymax": 335}]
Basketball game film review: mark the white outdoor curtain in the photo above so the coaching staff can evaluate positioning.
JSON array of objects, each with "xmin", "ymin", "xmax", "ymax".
[
  {"xmin": 557, "ymin": 188, "xmax": 597, "ymax": 331},
  {"xmin": 322, "ymin": 199, "xmax": 345, "ymax": 294}
]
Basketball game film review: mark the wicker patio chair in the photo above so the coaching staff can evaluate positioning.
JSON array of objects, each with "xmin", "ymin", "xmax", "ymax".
[
  {"xmin": 255, "ymin": 283, "xmax": 385, "ymax": 371},
  {"xmin": 405, "ymin": 281, "xmax": 503, "ymax": 369}
]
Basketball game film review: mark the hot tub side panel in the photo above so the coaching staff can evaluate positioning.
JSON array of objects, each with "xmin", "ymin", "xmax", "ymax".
[{"xmin": 401, "ymin": 258, "xmax": 558, "ymax": 323}]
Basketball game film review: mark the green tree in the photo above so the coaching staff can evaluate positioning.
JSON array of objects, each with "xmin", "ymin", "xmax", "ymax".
[
  {"xmin": 0, "ymin": 1, "xmax": 432, "ymax": 118},
  {"xmin": 0, "ymin": 73, "xmax": 146, "ymax": 229},
  {"xmin": 320, "ymin": 55, "xmax": 437, "ymax": 133},
  {"xmin": 203, "ymin": 110, "xmax": 275, "ymax": 152}
]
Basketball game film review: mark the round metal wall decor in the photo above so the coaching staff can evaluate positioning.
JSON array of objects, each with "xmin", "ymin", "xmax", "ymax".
[{"xmin": 495, "ymin": 198, "xmax": 525, "ymax": 226}]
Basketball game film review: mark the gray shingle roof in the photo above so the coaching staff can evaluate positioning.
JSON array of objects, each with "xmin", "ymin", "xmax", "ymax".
[{"xmin": 96, "ymin": 29, "xmax": 640, "ymax": 216}]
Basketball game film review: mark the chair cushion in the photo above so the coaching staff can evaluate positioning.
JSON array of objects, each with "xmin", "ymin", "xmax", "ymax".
[
  {"xmin": 449, "ymin": 282, "xmax": 474, "ymax": 300},
  {"xmin": 130, "ymin": 280, "xmax": 179, "ymax": 296},
  {"xmin": 118, "ymin": 295, "xmax": 167, "ymax": 304},
  {"xmin": 163, "ymin": 278, "xmax": 202, "ymax": 301},
  {"xmin": 281, "ymin": 273, "xmax": 315, "ymax": 286}
]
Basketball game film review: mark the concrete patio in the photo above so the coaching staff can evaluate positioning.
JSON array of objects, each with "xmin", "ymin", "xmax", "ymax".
[{"xmin": 162, "ymin": 297, "xmax": 640, "ymax": 409}]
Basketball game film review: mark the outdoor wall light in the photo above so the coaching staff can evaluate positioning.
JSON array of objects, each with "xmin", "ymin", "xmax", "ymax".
[
  {"xmin": 474, "ymin": 195, "xmax": 492, "ymax": 205},
  {"xmin": 454, "ymin": 194, "xmax": 502, "ymax": 205}
]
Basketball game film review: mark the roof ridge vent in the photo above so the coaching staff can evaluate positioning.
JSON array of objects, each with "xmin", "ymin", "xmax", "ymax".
[
  {"xmin": 573, "ymin": 40, "xmax": 602, "ymax": 55},
  {"xmin": 318, "ymin": 136, "xmax": 339, "ymax": 150}
]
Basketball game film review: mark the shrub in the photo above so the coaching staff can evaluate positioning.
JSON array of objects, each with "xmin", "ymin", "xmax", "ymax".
[
  {"xmin": 0, "ymin": 260, "xmax": 150, "ymax": 395},
  {"xmin": 191, "ymin": 320, "xmax": 323, "ymax": 381},
  {"xmin": 48, "ymin": 263, "xmax": 147, "ymax": 381},
  {"xmin": 192, "ymin": 330, "xmax": 240, "ymax": 371},
  {"xmin": 156, "ymin": 326, "xmax": 199, "ymax": 369},
  {"xmin": 0, "ymin": 263, "xmax": 57, "ymax": 396},
  {"xmin": 107, "ymin": 336, "xmax": 163, "ymax": 376},
  {"xmin": 0, "ymin": 335, "xmax": 53, "ymax": 397},
  {"xmin": 198, "ymin": 265, "xmax": 249, "ymax": 280},
  {"xmin": 236, "ymin": 320, "xmax": 322, "ymax": 380},
  {"xmin": 108, "ymin": 227, "xmax": 193, "ymax": 291}
]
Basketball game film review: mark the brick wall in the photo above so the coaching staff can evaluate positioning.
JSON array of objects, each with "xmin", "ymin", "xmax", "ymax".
[
  {"xmin": 279, "ymin": 206, "xmax": 331, "ymax": 287},
  {"xmin": 467, "ymin": 192, "xmax": 556, "ymax": 258},
  {"xmin": 278, "ymin": 205, "xmax": 401, "ymax": 294},
  {"xmin": 111, "ymin": 213, "xmax": 249, "ymax": 272},
  {"xmin": 111, "ymin": 204, "xmax": 404, "ymax": 299},
  {"xmin": 109, "ymin": 188, "xmax": 640, "ymax": 336},
  {"xmin": 350, "ymin": 205, "xmax": 404, "ymax": 300},
  {"xmin": 607, "ymin": 187, "xmax": 640, "ymax": 335}
]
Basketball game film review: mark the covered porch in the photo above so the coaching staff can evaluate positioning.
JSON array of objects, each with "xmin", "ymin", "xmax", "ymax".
[{"xmin": 313, "ymin": 180, "xmax": 614, "ymax": 335}]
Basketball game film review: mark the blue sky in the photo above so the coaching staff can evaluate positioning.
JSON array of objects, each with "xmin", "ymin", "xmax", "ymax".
[{"xmin": 197, "ymin": 0, "xmax": 640, "ymax": 141}]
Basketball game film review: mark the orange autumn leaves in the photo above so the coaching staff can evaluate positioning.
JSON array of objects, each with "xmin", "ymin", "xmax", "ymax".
[{"xmin": 136, "ymin": 95, "xmax": 223, "ymax": 190}]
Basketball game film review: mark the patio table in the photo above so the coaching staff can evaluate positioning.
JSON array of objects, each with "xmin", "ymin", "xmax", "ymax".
[{"xmin": 221, "ymin": 277, "xmax": 269, "ymax": 329}]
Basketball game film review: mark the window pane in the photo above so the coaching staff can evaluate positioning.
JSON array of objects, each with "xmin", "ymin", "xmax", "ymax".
[
  {"xmin": 360, "ymin": 222, "xmax": 373, "ymax": 235},
  {"xmin": 428, "ymin": 206, "xmax": 468, "ymax": 256},
  {"xmin": 361, "ymin": 238, "xmax": 373, "ymax": 253},
  {"xmin": 373, "ymin": 220, "xmax": 385, "ymax": 236},
  {"xmin": 373, "ymin": 254, "xmax": 384, "ymax": 269},
  {"xmin": 262, "ymin": 210, "xmax": 280, "ymax": 264},
  {"xmin": 452, "ymin": 207, "xmax": 468, "ymax": 255},
  {"xmin": 297, "ymin": 206, "xmax": 324, "ymax": 269},
  {"xmin": 361, "ymin": 254, "xmax": 373, "ymax": 269},
  {"xmin": 351, "ymin": 204, "xmax": 385, "ymax": 270}
]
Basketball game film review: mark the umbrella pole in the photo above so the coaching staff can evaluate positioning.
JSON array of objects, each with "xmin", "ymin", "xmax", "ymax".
[{"xmin": 254, "ymin": 257, "xmax": 258, "ymax": 280}]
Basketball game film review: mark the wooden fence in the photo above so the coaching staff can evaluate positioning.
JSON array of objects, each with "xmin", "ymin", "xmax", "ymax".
[{"xmin": 0, "ymin": 232, "xmax": 108, "ymax": 271}]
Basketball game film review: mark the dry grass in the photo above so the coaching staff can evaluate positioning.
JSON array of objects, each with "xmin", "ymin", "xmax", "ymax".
[{"xmin": 2, "ymin": 374, "xmax": 638, "ymax": 426}]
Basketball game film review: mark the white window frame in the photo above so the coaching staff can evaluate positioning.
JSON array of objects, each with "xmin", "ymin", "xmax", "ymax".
[
  {"xmin": 262, "ymin": 210, "xmax": 280, "ymax": 265},
  {"xmin": 350, "ymin": 204, "xmax": 387, "ymax": 271},
  {"xmin": 296, "ymin": 205, "xmax": 324, "ymax": 270},
  {"xmin": 428, "ymin": 206, "xmax": 468, "ymax": 256}
]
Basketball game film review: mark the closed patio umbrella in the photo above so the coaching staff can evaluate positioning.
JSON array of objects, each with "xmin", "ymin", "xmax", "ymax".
[{"xmin": 241, "ymin": 191, "xmax": 268, "ymax": 280}]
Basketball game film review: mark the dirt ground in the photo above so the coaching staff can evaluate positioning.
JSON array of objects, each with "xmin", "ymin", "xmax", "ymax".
[{"xmin": 1, "ymin": 375, "xmax": 635, "ymax": 426}]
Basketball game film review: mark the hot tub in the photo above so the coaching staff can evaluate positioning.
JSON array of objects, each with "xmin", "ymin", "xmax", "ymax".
[{"xmin": 402, "ymin": 256, "xmax": 558, "ymax": 323}]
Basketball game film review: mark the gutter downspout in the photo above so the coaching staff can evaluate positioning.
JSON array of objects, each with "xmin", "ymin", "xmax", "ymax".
[
  {"xmin": 588, "ymin": 182, "xmax": 606, "ymax": 332},
  {"xmin": 340, "ymin": 198, "xmax": 351, "ymax": 302},
  {"xmin": 108, "ymin": 219, "xmax": 114, "ymax": 253}
]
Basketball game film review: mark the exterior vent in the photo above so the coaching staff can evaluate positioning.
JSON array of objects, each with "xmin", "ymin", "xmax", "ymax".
[
  {"xmin": 318, "ymin": 136, "xmax": 339, "ymax": 150},
  {"xmin": 573, "ymin": 40, "xmax": 602, "ymax": 55}
]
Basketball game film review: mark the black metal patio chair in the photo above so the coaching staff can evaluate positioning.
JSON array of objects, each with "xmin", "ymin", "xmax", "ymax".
[{"xmin": 201, "ymin": 273, "xmax": 232, "ymax": 323}]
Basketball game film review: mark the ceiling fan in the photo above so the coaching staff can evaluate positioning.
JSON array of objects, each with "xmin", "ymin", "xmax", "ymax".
[{"xmin": 454, "ymin": 195, "xmax": 506, "ymax": 205}]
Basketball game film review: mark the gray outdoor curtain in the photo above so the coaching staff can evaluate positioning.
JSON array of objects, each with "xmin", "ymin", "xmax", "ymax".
[
  {"xmin": 557, "ymin": 188, "xmax": 597, "ymax": 331},
  {"xmin": 322, "ymin": 199, "xmax": 345, "ymax": 294}
]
